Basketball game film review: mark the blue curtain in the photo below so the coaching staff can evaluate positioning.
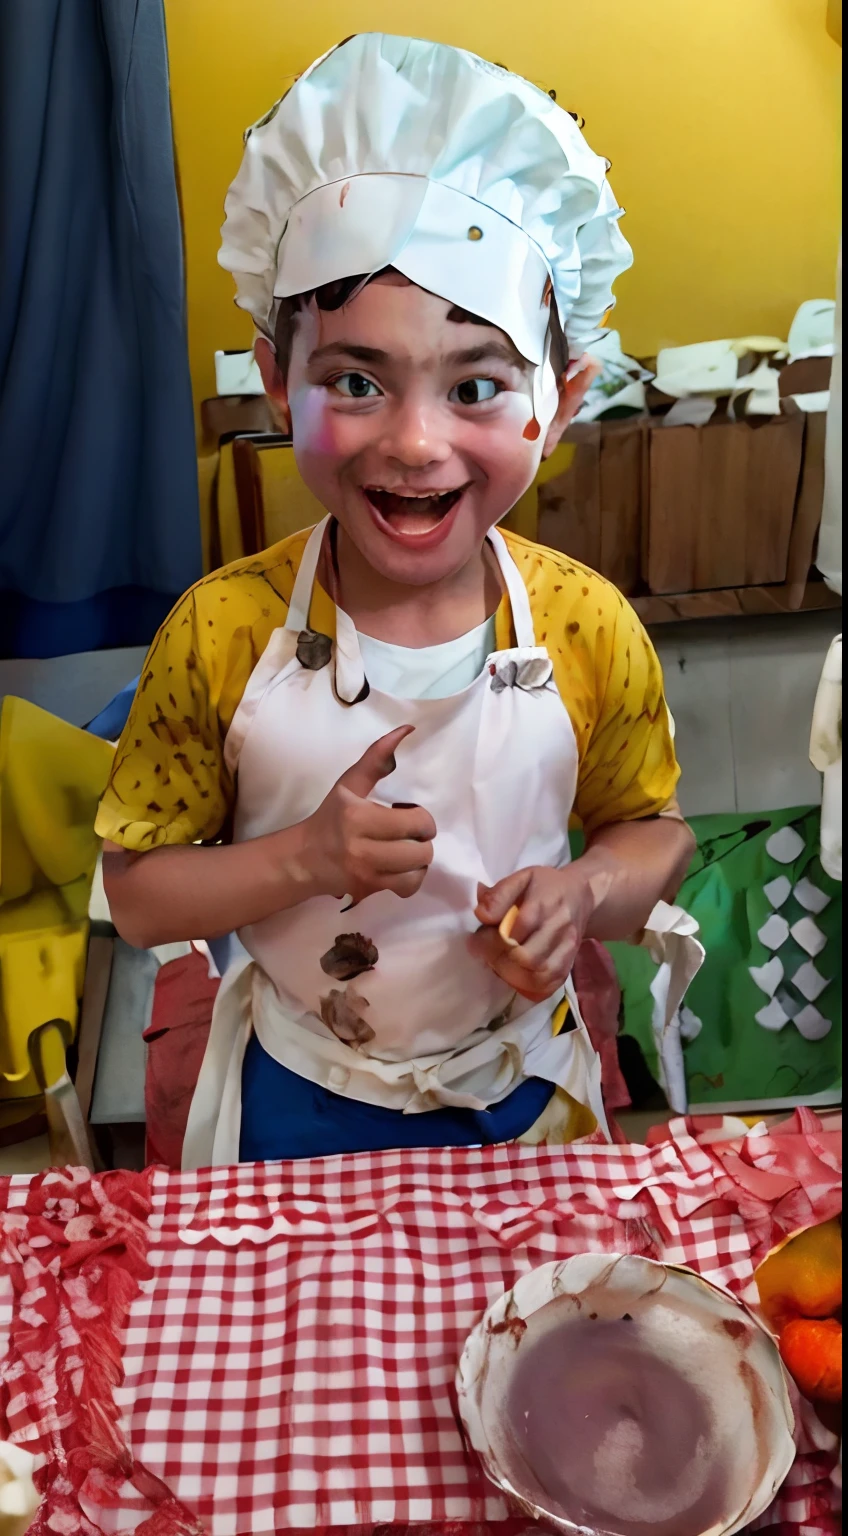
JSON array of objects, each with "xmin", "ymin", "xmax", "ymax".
[{"xmin": 0, "ymin": 0, "xmax": 200, "ymax": 659}]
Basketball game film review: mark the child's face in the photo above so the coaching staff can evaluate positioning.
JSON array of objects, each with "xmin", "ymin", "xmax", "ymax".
[{"xmin": 257, "ymin": 274, "xmax": 591, "ymax": 587}]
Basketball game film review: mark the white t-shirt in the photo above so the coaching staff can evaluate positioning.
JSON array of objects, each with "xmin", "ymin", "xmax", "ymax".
[{"xmin": 357, "ymin": 615, "xmax": 497, "ymax": 701}]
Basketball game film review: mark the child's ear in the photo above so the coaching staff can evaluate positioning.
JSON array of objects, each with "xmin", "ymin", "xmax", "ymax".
[
  {"xmin": 254, "ymin": 336, "xmax": 291, "ymax": 433},
  {"xmin": 542, "ymin": 354, "xmax": 601, "ymax": 457}
]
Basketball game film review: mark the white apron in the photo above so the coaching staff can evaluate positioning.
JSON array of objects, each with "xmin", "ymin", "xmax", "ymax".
[{"xmin": 183, "ymin": 519, "xmax": 613, "ymax": 1168}]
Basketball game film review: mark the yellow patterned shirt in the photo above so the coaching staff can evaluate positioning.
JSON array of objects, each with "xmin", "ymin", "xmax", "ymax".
[{"xmin": 95, "ymin": 529, "xmax": 679, "ymax": 851}]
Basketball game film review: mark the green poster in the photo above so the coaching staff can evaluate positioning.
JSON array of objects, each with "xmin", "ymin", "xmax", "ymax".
[{"xmin": 608, "ymin": 807, "xmax": 842, "ymax": 1113}]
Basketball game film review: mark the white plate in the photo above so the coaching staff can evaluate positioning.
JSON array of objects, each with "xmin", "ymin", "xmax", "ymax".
[{"xmin": 456, "ymin": 1253, "xmax": 795, "ymax": 1536}]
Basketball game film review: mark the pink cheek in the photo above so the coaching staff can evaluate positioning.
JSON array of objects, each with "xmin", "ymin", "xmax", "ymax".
[
  {"xmin": 291, "ymin": 395, "xmax": 359, "ymax": 461},
  {"xmin": 458, "ymin": 407, "xmax": 541, "ymax": 474}
]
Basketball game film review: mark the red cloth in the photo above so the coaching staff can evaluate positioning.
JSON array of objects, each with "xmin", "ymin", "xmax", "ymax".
[
  {"xmin": 571, "ymin": 938, "xmax": 630, "ymax": 1132},
  {"xmin": 2, "ymin": 1120, "xmax": 836, "ymax": 1533},
  {"xmin": 143, "ymin": 947, "xmax": 220, "ymax": 1169},
  {"xmin": 0, "ymin": 1166, "xmax": 202, "ymax": 1535},
  {"xmin": 646, "ymin": 1108, "xmax": 843, "ymax": 1263}
]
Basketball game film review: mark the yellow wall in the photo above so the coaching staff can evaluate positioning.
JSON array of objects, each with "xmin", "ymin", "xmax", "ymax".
[{"xmin": 164, "ymin": 0, "xmax": 842, "ymax": 424}]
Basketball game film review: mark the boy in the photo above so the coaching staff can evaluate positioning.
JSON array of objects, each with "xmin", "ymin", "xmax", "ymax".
[{"xmin": 98, "ymin": 34, "xmax": 696, "ymax": 1167}]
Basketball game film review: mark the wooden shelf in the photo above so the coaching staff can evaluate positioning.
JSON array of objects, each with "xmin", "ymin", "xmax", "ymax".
[{"xmin": 632, "ymin": 581, "xmax": 841, "ymax": 626}]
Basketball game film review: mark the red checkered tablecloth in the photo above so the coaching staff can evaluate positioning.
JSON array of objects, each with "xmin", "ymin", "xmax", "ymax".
[{"xmin": 1, "ymin": 1115, "xmax": 841, "ymax": 1535}]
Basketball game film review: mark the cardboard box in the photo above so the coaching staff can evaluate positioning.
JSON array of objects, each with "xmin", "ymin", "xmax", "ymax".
[
  {"xmin": 536, "ymin": 419, "xmax": 646, "ymax": 594},
  {"xmin": 645, "ymin": 411, "xmax": 805, "ymax": 593}
]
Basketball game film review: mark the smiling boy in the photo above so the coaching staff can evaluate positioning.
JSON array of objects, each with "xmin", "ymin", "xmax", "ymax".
[{"xmin": 97, "ymin": 34, "xmax": 696, "ymax": 1167}]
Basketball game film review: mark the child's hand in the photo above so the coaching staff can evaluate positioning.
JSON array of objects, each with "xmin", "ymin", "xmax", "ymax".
[
  {"xmin": 468, "ymin": 865, "xmax": 596, "ymax": 1001},
  {"xmin": 306, "ymin": 725, "xmax": 436, "ymax": 903}
]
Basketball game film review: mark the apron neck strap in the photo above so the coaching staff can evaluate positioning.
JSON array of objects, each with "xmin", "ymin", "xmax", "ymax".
[
  {"xmin": 284, "ymin": 517, "xmax": 331, "ymax": 633},
  {"xmin": 285, "ymin": 518, "xmax": 536, "ymax": 657},
  {"xmin": 487, "ymin": 526, "xmax": 536, "ymax": 648}
]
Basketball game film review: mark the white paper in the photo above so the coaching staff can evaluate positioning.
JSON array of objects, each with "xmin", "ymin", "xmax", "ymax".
[
  {"xmin": 790, "ymin": 916, "xmax": 828, "ymax": 958},
  {"xmin": 787, "ymin": 298, "xmax": 835, "ymax": 360},
  {"xmin": 661, "ymin": 395, "xmax": 717, "ymax": 427},
  {"xmin": 733, "ymin": 358, "xmax": 781, "ymax": 416},
  {"xmin": 577, "ymin": 329, "xmax": 652, "ymax": 421},
  {"xmin": 763, "ymin": 875, "xmax": 792, "ymax": 909},
  {"xmin": 755, "ymin": 998, "xmax": 790, "ymax": 1032},
  {"xmin": 789, "ymin": 390, "xmax": 830, "ymax": 412},
  {"xmin": 655, "ymin": 339, "xmax": 739, "ymax": 398},
  {"xmin": 793, "ymin": 1004, "xmax": 833, "ymax": 1041},
  {"xmin": 214, "ymin": 349, "xmax": 264, "ymax": 395},
  {"xmin": 637, "ymin": 901, "xmax": 705, "ymax": 1114},
  {"xmin": 749, "ymin": 956, "xmax": 784, "ymax": 997},
  {"xmin": 793, "ymin": 876, "xmax": 831, "ymax": 913},
  {"xmin": 809, "ymin": 635, "xmax": 842, "ymax": 881},
  {"xmin": 757, "ymin": 913, "xmax": 790, "ymax": 951},
  {"xmin": 817, "ymin": 241, "xmax": 841, "ymax": 595},
  {"xmin": 765, "ymin": 825, "xmax": 806, "ymax": 864}
]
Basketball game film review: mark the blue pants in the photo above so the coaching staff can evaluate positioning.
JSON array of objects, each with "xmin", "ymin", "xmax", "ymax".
[{"xmin": 239, "ymin": 1031, "xmax": 555, "ymax": 1160}]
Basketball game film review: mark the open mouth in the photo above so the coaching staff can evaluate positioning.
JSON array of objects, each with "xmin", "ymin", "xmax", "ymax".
[{"xmin": 364, "ymin": 486, "xmax": 466, "ymax": 537}]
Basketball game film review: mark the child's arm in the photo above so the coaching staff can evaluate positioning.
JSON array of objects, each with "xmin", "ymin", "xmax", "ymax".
[
  {"xmin": 468, "ymin": 558, "xmax": 697, "ymax": 1001},
  {"xmin": 104, "ymin": 726, "xmax": 435, "ymax": 948},
  {"xmin": 470, "ymin": 809, "xmax": 695, "ymax": 1001}
]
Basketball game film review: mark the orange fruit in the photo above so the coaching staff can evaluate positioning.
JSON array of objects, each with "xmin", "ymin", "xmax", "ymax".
[
  {"xmin": 779, "ymin": 1317, "xmax": 842, "ymax": 1403},
  {"xmin": 755, "ymin": 1218, "xmax": 842, "ymax": 1331}
]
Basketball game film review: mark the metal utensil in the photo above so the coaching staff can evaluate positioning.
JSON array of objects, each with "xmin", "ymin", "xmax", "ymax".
[{"xmin": 27, "ymin": 1019, "xmax": 98, "ymax": 1171}]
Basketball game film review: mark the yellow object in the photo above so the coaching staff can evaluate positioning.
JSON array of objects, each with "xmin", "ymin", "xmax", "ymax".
[
  {"xmin": 0, "ymin": 698, "xmax": 113, "ymax": 1096},
  {"xmin": 501, "ymin": 441, "xmax": 576, "ymax": 543},
  {"xmin": 518, "ymin": 1084, "xmax": 597, "ymax": 1145},
  {"xmin": 197, "ymin": 445, "xmax": 220, "ymax": 572},
  {"xmin": 202, "ymin": 438, "xmax": 325, "ymax": 572},
  {"xmin": 498, "ymin": 905, "xmax": 521, "ymax": 947},
  {"xmin": 216, "ymin": 437, "xmax": 247, "ymax": 565},
  {"xmin": 255, "ymin": 441, "xmax": 329, "ymax": 546},
  {"xmin": 96, "ymin": 525, "xmax": 679, "ymax": 851},
  {"xmin": 163, "ymin": 0, "xmax": 842, "ymax": 432},
  {"xmin": 755, "ymin": 1218, "xmax": 843, "ymax": 1333}
]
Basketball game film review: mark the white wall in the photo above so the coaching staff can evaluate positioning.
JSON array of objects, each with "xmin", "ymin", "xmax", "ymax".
[
  {"xmin": 656, "ymin": 612, "xmax": 838, "ymax": 817},
  {"xmin": 0, "ymin": 648, "xmax": 148, "ymax": 729}
]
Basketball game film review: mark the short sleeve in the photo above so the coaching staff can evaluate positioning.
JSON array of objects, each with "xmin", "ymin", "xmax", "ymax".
[
  {"xmin": 95, "ymin": 589, "xmax": 232, "ymax": 851},
  {"xmin": 573, "ymin": 599, "xmax": 679, "ymax": 834}
]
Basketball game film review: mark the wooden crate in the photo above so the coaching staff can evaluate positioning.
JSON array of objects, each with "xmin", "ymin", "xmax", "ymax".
[
  {"xmin": 535, "ymin": 419, "xmax": 646, "ymax": 594},
  {"xmin": 645, "ymin": 412, "xmax": 805, "ymax": 594}
]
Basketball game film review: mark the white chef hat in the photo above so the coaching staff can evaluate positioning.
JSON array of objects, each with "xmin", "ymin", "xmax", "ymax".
[{"xmin": 219, "ymin": 33, "xmax": 633, "ymax": 373}]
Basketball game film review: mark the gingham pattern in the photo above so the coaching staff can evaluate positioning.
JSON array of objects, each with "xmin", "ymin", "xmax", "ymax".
[{"xmin": 91, "ymin": 1126, "xmax": 837, "ymax": 1534}]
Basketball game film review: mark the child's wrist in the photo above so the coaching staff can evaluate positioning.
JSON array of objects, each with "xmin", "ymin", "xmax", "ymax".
[
  {"xmin": 270, "ymin": 819, "xmax": 328, "ymax": 903},
  {"xmin": 570, "ymin": 846, "xmax": 619, "ymax": 931}
]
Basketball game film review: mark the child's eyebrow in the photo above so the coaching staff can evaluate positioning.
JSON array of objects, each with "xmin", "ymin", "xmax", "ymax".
[
  {"xmin": 444, "ymin": 341, "xmax": 528, "ymax": 371},
  {"xmin": 307, "ymin": 342, "xmax": 389, "ymax": 366},
  {"xmin": 307, "ymin": 340, "xmax": 529, "ymax": 371}
]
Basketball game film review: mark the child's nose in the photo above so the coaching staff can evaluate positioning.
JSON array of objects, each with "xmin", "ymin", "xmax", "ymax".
[{"xmin": 380, "ymin": 400, "xmax": 452, "ymax": 468}]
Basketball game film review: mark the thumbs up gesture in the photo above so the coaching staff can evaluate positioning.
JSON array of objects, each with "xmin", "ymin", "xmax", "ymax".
[{"xmin": 306, "ymin": 726, "xmax": 436, "ymax": 903}]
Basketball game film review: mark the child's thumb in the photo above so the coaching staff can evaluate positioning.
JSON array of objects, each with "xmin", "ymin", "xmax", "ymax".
[
  {"xmin": 336, "ymin": 725, "xmax": 414, "ymax": 799},
  {"xmin": 475, "ymin": 870, "xmax": 530, "ymax": 926}
]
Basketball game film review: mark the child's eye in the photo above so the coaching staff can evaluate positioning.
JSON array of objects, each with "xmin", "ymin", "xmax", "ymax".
[
  {"xmin": 330, "ymin": 372, "xmax": 381, "ymax": 399},
  {"xmin": 449, "ymin": 378, "xmax": 501, "ymax": 406}
]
